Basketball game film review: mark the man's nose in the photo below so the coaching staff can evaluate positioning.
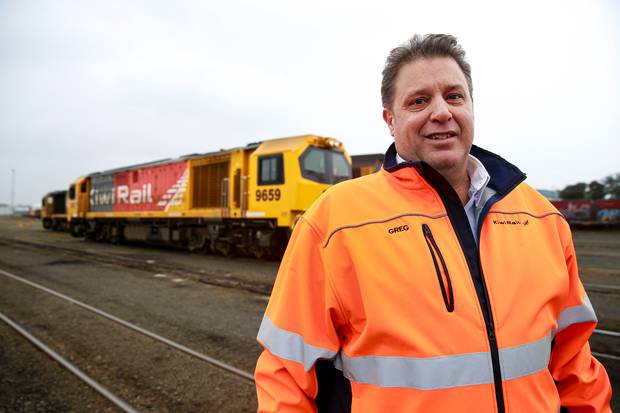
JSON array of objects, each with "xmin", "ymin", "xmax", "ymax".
[{"xmin": 429, "ymin": 98, "xmax": 452, "ymax": 122}]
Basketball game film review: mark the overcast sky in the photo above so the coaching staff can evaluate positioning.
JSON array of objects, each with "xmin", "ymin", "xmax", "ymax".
[{"xmin": 1, "ymin": 0, "xmax": 619, "ymax": 205}]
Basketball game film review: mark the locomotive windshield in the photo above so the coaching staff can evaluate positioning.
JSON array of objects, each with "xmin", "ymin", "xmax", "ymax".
[{"xmin": 299, "ymin": 146, "xmax": 352, "ymax": 184}]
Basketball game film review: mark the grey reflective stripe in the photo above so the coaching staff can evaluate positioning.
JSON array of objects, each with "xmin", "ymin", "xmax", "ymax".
[
  {"xmin": 500, "ymin": 333, "xmax": 551, "ymax": 380},
  {"xmin": 553, "ymin": 294, "xmax": 597, "ymax": 336},
  {"xmin": 340, "ymin": 349, "xmax": 493, "ymax": 389},
  {"xmin": 339, "ymin": 334, "xmax": 551, "ymax": 390},
  {"xmin": 257, "ymin": 315, "xmax": 337, "ymax": 371},
  {"xmin": 259, "ymin": 316, "xmax": 551, "ymax": 390}
]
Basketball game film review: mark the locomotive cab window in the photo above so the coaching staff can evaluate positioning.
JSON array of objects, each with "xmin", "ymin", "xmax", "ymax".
[
  {"xmin": 258, "ymin": 154, "xmax": 284, "ymax": 185},
  {"xmin": 69, "ymin": 185, "xmax": 76, "ymax": 199},
  {"xmin": 299, "ymin": 146, "xmax": 352, "ymax": 184}
]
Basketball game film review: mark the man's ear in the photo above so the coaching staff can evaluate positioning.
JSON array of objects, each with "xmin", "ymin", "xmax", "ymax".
[{"xmin": 382, "ymin": 108, "xmax": 394, "ymax": 137}]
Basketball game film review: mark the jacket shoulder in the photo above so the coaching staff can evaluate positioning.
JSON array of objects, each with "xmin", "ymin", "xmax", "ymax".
[
  {"xmin": 302, "ymin": 172, "xmax": 392, "ymax": 239},
  {"xmin": 501, "ymin": 182, "xmax": 564, "ymax": 219}
]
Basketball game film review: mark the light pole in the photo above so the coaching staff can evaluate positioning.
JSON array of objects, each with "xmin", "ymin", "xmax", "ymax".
[{"xmin": 11, "ymin": 169, "xmax": 15, "ymax": 214}]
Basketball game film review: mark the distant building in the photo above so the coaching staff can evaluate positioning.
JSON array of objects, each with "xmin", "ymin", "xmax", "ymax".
[
  {"xmin": 0, "ymin": 203, "xmax": 12, "ymax": 216},
  {"xmin": 13, "ymin": 205, "xmax": 31, "ymax": 214}
]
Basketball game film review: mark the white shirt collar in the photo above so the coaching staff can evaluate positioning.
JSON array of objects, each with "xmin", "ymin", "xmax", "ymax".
[
  {"xmin": 395, "ymin": 152, "xmax": 408, "ymax": 165},
  {"xmin": 394, "ymin": 152, "xmax": 490, "ymax": 207},
  {"xmin": 466, "ymin": 154, "xmax": 491, "ymax": 207}
]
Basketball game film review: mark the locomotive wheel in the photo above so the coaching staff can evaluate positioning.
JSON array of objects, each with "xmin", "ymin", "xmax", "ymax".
[
  {"xmin": 42, "ymin": 218, "xmax": 52, "ymax": 230},
  {"xmin": 187, "ymin": 232, "xmax": 207, "ymax": 253},
  {"xmin": 215, "ymin": 240, "xmax": 234, "ymax": 257},
  {"xmin": 202, "ymin": 240, "xmax": 215, "ymax": 255},
  {"xmin": 95, "ymin": 224, "xmax": 108, "ymax": 242},
  {"xmin": 252, "ymin": 248, "xmax": 265, "ymax": 260},
  {"xmin": 69, "ymin": 222, "xmax": 84, "ymax": 237},
  {"xmin": 109, "ymin": 223, "xmax": 122, "ymax": 245},
  {"xmin": 251, "ymin": 246, "xmax": 272, "ymax": 260}
]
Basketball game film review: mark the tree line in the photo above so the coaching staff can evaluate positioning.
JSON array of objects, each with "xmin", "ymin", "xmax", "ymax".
[{"xmin": 559, "ymin": 173, "xmax": 620, "ymax": 200}]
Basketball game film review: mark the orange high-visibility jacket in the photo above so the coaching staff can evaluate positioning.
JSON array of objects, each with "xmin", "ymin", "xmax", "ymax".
[{"xmin": 255, "ymin": 144, "xmax": 612, "ymax": 412}]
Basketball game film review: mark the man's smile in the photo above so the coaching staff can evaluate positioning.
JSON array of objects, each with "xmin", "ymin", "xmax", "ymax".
[{"xmin": 425, "ymin": 133, "xmax": 456, "ymax": 140}]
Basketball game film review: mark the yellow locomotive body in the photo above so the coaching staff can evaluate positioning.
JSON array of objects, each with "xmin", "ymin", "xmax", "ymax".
[
  {"xmin": 66, "ymin": 176, "xmax": 90, "ymax": 233},
  {"xmin": 351, "ymin": 153, "xmax": 385, "ymax": 177},
  {"xmin": 41, "ymin": 190, "xmax": 68, "ymax": 231},
  {"xmin": 66, "ymin": 135, "xmax": 351, "ymax": 257}
]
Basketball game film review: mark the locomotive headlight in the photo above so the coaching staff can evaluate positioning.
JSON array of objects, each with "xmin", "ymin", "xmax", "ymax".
[{"xmin": 313, "ymin": 136, "xmax": 342, "ymax": 149}]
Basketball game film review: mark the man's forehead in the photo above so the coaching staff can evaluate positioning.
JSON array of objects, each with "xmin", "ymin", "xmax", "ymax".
[{"xmin": 395, "ymin": 57, "xmax": 468, "ymax": 92}]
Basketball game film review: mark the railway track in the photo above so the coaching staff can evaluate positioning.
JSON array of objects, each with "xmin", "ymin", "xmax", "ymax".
[
  {"xmin": 592, "ymin": 328, "xmax": 620, "ymax": 361},
  {"xmin": 2, "ymin": 236, "xmax": 619, "ymax": 297},
  {"xmin": 0, "ymin": 267, "xmax": 255, "ymax": 412},
  {"xmin": 0, "ymin": 236, "xmax": 273, "ymax": 296},
  {"xmin": 0, "ymin": 311, "xmax": 139, "ymax": 413},
  {"xmin": 583, "ymin": 283, "xmax": 620, "ymax": 294},
  {"xmin": 2, "ymin": 263, "xmax": 618, "ymax": 371}
]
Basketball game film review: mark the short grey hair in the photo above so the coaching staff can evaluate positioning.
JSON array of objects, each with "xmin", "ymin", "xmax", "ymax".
[{"xmin": 381, "ymin": 34, "xmax": 473, "ymax": 109}]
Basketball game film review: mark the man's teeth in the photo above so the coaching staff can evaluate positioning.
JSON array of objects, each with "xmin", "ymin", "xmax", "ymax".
[{"xmin": 428, "ymin": 134, "xmax": 453, "ymax": 140}]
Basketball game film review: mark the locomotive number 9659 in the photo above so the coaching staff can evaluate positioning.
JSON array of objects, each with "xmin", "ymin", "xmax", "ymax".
[{"xmin": 256, "ymin": 188, "xmax": 281, "ymax": 202}]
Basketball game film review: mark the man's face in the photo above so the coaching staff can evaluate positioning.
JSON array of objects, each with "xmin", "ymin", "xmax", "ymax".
[{"xmin": 383, "ymin": 57, "xmax": 474, "ymax": 176}]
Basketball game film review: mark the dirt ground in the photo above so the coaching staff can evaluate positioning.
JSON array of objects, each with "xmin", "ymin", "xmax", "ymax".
[{"xmin": 0, "ymin": 217, "xmax": 262, "ymax": 412}]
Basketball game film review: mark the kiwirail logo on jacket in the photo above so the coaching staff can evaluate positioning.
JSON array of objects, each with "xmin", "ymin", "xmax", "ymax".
[{"xmin": 492, "ymin": 219, "xmax": 529, "ymax": 226}]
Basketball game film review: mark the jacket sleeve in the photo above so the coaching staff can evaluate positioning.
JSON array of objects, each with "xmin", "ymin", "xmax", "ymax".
[
  {"xmin": 254, "ymin": 217, "xmax": 345, "ymax": 412},
  {"xmin": 548, "ymin": 222, "xmax": 612, "ymax": 412}
]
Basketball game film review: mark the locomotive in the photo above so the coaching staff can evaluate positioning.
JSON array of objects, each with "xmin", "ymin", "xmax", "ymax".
[
  {"xmin": 41, "ymin": 190, "xmax": 68, "ymax": 230},
  {"xmin": 60, "ymin": 135, "xmax": 351, "ymax": 258}
]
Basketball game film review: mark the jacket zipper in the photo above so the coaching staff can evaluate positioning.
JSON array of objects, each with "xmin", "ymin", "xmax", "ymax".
[
  {"xmin": 422, "ymin": 224, "xmax": 454, "ymax": 312},
  {"xmin": 412, "ymin": 165, "xmax": 518, "ymax": 413},
  {"xmin": 383, "ymin": 146, "xmax": 525, "ymax": 413},
  {"xmin": 475, "ymin": 193, "xmax": 509, "ymax": 413},
  {"xmin": 449, "ymin": 211, "xmax": 506, "ymax": 413}
]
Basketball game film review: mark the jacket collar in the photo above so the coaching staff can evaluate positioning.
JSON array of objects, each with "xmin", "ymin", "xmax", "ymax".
[{"xmin": 382, "ymin": 143, "xmax": 526, "ymax": 197}]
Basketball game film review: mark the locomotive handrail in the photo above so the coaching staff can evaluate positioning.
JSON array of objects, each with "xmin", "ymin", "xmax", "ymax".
[
  {"xmin": 221, "ymin": 177, "xmax": 229, "ymax": 217},
  {"xmin": 241, "ymin": 175, "xmax": 249, "ymax": 218}
]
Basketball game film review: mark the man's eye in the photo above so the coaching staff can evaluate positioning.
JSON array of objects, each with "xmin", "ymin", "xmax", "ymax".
[
  {"xmin": 408, "ymin": 97, "xmax": 427, "ymax": 106},
  {"xmin": 447, "ymin": 93, "xmax": 464, "ymax": 101}
]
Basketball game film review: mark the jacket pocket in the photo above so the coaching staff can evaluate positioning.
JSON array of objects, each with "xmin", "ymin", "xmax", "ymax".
[{"xmin": 422, "ymin": 223, "xmax": 455, "ymax": 312}]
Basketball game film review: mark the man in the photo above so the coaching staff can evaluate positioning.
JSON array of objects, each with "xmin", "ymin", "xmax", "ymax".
[{"xmin": 254, "ymin": 34, "xmax": 612, "ymax": 412}]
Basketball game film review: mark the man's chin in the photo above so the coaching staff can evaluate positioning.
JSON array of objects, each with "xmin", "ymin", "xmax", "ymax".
[
  {"xmin": 425, "ymin": 155, "xmax": 467, "ymax": 178},
  {"xmin": 426, "ymin": 158, "xmax": 459, "ymax": 172}
]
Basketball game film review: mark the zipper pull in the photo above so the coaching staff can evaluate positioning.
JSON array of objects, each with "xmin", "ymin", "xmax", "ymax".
[{"xmin": 422, "ymin": 223, "xmax": 431, "ymax": 236}]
